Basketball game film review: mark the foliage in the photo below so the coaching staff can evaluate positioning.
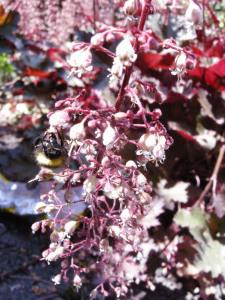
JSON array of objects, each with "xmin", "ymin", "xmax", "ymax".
[
  {"xmin": 0, "ymin": 53, "xmax": 15, "ymax": 82},
  {"xmin": 1, "ymin": 0, "xmax": 225, "ymax": 299}
]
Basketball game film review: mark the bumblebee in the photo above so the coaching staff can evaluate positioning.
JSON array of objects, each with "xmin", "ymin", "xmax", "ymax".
[{"xmin": 34, "ymin": 130, "xmax": 66, "ymax": 168}]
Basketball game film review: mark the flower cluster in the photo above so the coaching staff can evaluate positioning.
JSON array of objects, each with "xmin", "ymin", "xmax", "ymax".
[{"xmin": 3, "ymin": 0, "xmax": 223, "ymax": 298}]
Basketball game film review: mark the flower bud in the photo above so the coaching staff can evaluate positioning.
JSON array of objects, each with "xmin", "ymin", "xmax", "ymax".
[
  {"xmin": 101, "ymin": 156, "xmax": 110, "ymax": 167},
  {"xmin": 73, "ymin": 274, "xmax": 82, "ymax": 288},
  {"xmin": 116, "ymin": 38, "xmax": 137, "ymax": 66},
  {"xmin": 49, "ymin": 110, "xmax": 70, "ymax": 128},
  {"xmin": 69, "ymin": 121, "xmax": 85, "ymax": 141},
  {"xmin": 64, "ymin": 220, "xmax": 78, "ymax": 235},
  {"xmin": 35, "ymin": 201, "xmax": 46, "ymax": 213},
  {"xmin": 126, "ymin": 160, "xmax": 137, "ymax": 168},
  {"xmin": 139, "ymin": 133, "xmax": 157, "ymax": 150},
  {"xmin": 137, "ymin": 173, "xmax": 147, "ymax": 186},
  {"xmin": 90, "ymin": 32, "xmax": 105, "ymax": 46},
  {"xmin": 52, "ymin": 274, "xmax": 61, "ymax": 285},
  {"xmin": 67, "ymin": 47, "xmax": 93, "ymax": 77},
  {"xmin": 185, "ymin": 0, "xmax": 202, "ymax": 25},
  {"xmin": 102, "ymin": 124, "xmax": 117, "ymax": 146},
  {"xmin": 113, "ymin": 112, "xmax": 127, "ymax": 121},
  {"xmin": 83, "ymin": 175, "xmax": 97, "ymax": 194},
  {"xmin": 44, "ymin": 204, "xmax": 57, "ymax": 213},
  {"xmin": 31, "ymin": 221, "xmax": 41, "ymax": 234},
  {"xmin": 120, "ymin": 208, "xmax": 132, "ymax": 222},
  {"xmin": 123, "ymin": 0, "xmax": 142, "ymax": 17},
  {"xmin": 109, "ymin": 225, "xmax": 121, "ymax": 237}
]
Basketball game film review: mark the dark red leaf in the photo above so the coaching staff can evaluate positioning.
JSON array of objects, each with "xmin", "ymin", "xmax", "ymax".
[
  {"xmin": 24, "ymin": 67, "xmax": 55, "ymax": 78},
  {"xmin": 138, "ymin": 53, "xmax": 174, "ymax": 71}
]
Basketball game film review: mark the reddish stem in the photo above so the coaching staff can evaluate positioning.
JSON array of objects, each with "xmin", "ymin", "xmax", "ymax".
[{"xmin": 115, "ymin": 0, "xmax": 152, "ymax": 111}]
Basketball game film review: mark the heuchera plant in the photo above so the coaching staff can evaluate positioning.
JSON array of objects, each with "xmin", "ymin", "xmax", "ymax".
[{"xmin": 4, "ymin": 0, "xmax": 225, "ymax": 298}]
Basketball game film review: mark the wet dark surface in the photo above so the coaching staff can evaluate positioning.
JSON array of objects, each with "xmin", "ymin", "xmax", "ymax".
[{"xmin": 0, "ymin": 212, "xmax": 67, "ymax": 300}]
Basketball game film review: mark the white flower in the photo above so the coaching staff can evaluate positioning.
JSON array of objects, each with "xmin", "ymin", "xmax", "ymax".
[
  {"xmin": 113, "ymin": 112, "xmax": 127, "ymax": 120},
  {"xmin": 120, "ymin": 208, "xmax": 132, "ymax": 222},
  {"xmin": 116, "ymin": 38, "xmax": 137, "ymax": 66},
  {"xmin": 126, "ymin": 160, "xmax": 137, "ymax": 168},
  {"xmin": 102, "ymin": 124, "xmax": 117, "ymax": 146},
  {"xmin": 44, "ymin": 204, "xmax": 57, "ymax": 214},
  {"xmin": 138, "ymin": 132, "xmax": 168, "ymax": 163},
  {"xmin": 52, "ymin": 274, "xmax": 61, "ymax": 285},
  {"xmin": 67, "ymin": 48, "xmax": 93, "ymax": 77},
  {"xmin": 103, "ymin": 182, "xmax": 123, "ymax": 199},
  {"xmin": 69, "ymin": 121, "xmax": 85, "ymax": 141},
  {"xmin": 31, "ymin": 221, "xmax": 41, "ymax": 234},
  {"xmin": 123, "ymin": 0, "xmax": 141, "ymax": 16},
  {"xmin": 73, "ymin": 274, "xmax": 82, "ymax": 288},
  {"xmin": 83, "ymin": 175, "xmax": 97, "ymax": 194},
  {"xmin": 49, "ymin": 110, "xmax": 70, "ymax": 128},
  {"xmin": 185, "ymin": 0, "xmax": 203, "ymax": 26},
  {"xmin": 171, "ymin": 52, "xmax": 187, "ymax": 76},
  {"xmin": 109, "ymin": 225, "xmax": 121, "ymax": 237},
  {"xmin": 35, "ymin": 202, "xmax": 46, "ymax": 213},
  {"xmin": 46, "ymin": 246, "xmax": 64, "ymax": 262},
  {"xmin": 90, "ymin": 32, "xmax": 104, "ymax": 46},
  {"xmin": 136, "ymin": 173, "xmax": 147, "ymax": 186},
  {"xmin": 64, "ymin": 220, "xmax": 78, "ymax": 235},
  {"xmin": 109, "ymin": 57, "xmax": 124, "ymax": 85}
]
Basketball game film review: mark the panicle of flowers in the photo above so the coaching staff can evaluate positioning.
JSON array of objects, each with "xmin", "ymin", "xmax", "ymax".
[
  {"xmin": 3, "ymin": 0, "xmax": 121, "ymax": 46},
  {"xmin": 28, "ymin": 0, "xmax": 183, "ymax": 296}
]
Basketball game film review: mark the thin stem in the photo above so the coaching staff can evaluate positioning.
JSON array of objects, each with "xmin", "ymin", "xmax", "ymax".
[
  {"xmin": 93, "ymin": 0, "xmax": 97, "ymax": 31},
  {"xmin": 115, "ymin": 0, "xmax": 152, "ymax": 111},
  {"xmin": 138, "ymin": 0, "xmax": 152, "ymax": 31},
  {"xmin": 195, "ymin": 144, "xmax": 225, "ymax": 206}
]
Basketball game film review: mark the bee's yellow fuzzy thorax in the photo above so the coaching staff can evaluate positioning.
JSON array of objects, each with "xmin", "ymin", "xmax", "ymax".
[{"xmin": 35, "ymin": 151, "xmax": 64, "ymax": 168}]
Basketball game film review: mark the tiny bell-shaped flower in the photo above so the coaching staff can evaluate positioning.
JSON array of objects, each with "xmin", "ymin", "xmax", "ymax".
[
  {"xmin": 109, "ymin": 225, "xmax": 121, "ymax": 237},
  {"xmin": 52, "ymin": 274, "xmax": 61, "ymax": 285},
  {"xmin": 49, "ymin": 110, "xmax": 70, "ymax": 128},
  {"xmin": 83, "ymin": 175, "xmax": 97, "ymax": 194},
  {"xmin": 31, "ymin": 221, "xmax": 41, "ymax": 234},
  {"xmin": 69, "ymin": 121, "xmax": 85, "ymax": 141},
  {"xmin": 116, "ymin": 38, "xmax": 137, "ymax": 66},
  {"xmin": 138, "ymin": 132, "xmax": 168, "ymax": 163},
  {"xmin": 35, "ymin": 201, "xmax": 47, "ymax": 213},
  {"xmin": 64, "ymin": 220, "xmax": 78, "ymax": 236},
  {"xmin": 123, "ymin": 0, "xmax": 142, "ymax": 17},
  {"xmin": 67, "ymin": 47, "xmax": 93, "ymax": 77},
  {"xmin": 102, "ymin": 124, "xmax": 117, "ymax": 146},
  {"xmin": 73, "ymin": 274, "xmax": 82, "ymax": 289},
  {"xmin": 185, "ymin": 0, "xmax": 202, "ymax": 26}
]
